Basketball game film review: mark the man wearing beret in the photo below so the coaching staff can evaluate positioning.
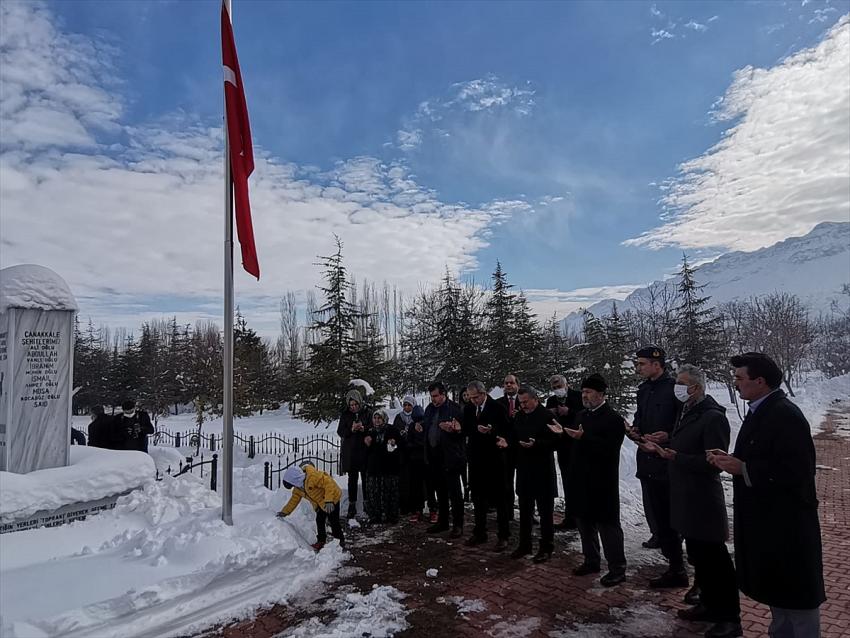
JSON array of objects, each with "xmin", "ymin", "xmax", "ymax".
[
  {"xmin": 563, "ymin": 374, "xmax": 628, "ymax": 587},
  {"xmin": 632, "ymin": 346, "xmax": 687, "ymax": 590}
]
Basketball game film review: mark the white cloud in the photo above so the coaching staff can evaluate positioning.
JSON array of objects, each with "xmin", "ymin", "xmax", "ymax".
[
  {"xmin": 0, "ymin": 2, "xmax": 522, "ymax": 334},
  {"xmin": 810, "ymin": 7, "xmax": 838, "ymax": 24},
  {"xmin": 684, "ymin": 20, "xmax": 708, "ymax": 32},
  {"xmin": 524, "ymin": 285, "xmax": 643, "ymax": 322},
  {"xmin": 626, "ymin": 14, "xmax": 850, "ymax": 252},
  {"xmin": 650, "ymin": 4, "xmax": 663, "ymax": 18},
  {"xmin": 651, "ymin": 29, "xmax": 676, "ymax": 45},
  {"xmin": 396, "ymin": 75, "xmax": 535, "ymax": 152}
]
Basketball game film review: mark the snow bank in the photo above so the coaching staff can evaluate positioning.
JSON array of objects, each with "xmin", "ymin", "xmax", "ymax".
[
  {"xmin": 0, "ymin": 264, "xmax": 78, "ymax": 313},
  {"xmin": 0, "ymin": 470, "xmax": 346, "ymax": 638},
  {"xmin": 0, "ymin": 446, "xmax": 155, "ymax": 522}
]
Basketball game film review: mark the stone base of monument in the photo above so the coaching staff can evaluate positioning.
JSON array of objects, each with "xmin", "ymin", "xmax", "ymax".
[{"xmin": 0, "ymin": 446, "xmax": 155, "ymax": 534}]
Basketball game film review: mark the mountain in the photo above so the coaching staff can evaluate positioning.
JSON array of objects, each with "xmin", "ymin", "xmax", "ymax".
[{"xmin": 561, "ymin": 221, "xmax": 850, "ymax": 333}]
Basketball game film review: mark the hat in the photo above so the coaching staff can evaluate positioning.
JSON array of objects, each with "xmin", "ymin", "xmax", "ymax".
[
  {"xmin": 402, "ymin": 395, "xmax": 415, "ymax": 407},
  {"xmin": 282, "ymin": 465, "xmax": 305, "ymax": 489},
  {"xmin": 345, "ymin": 389, "xmax": 363, "ymax": 407},
  {"xmin": 636, "ymin": 345, "xmax": 665, "ymax": 361},
  {"xmin": 581, "ymin": 374, "xmax": 608, "ymax": 393}
]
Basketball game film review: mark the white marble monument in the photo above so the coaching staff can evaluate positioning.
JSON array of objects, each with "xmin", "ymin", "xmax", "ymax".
[{"xmin": 0, "ymin": 264, "xmax": 77, "ymax": 473}]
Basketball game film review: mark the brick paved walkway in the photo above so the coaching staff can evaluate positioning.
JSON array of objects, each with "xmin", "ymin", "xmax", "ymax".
[{"xmin": 199, "ymin": 408, "xmax": 850, "ymax": 638}]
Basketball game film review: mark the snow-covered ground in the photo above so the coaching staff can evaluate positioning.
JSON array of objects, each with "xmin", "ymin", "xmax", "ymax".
[{"xmin": 2, "ymin": 373, "xmax": 847, "ymax": 637}]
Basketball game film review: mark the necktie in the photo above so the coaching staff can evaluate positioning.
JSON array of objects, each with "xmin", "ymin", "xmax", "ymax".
[{"xmin": 508, "ymin": 397, "xmax": 515, "ymax": 418}]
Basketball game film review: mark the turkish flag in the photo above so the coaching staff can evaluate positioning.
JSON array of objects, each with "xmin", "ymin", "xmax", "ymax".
[{"xmin": 221, "ymin": 2, "xmax": 259, "ymax": 279}]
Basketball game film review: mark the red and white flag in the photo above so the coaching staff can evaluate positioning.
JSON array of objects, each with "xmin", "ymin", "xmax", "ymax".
[{"xmin": 221, "ymin": 1, "xmax": 259, "ymax": 279}]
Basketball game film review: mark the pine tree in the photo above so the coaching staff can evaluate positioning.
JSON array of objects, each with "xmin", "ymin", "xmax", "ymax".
[
  {"xmin": 672, "ymin": 254, "xmax": 725, "ymax": 380},
  {"xmin": 137, "ymin": 321, "xmax": 171, "ymax": 426},
  {"xmin": 484, "ymin": 261, "xmax": 520, "ymax": 386},
  {"xmin": 511, "ymin": 291, "xmax": 545, "ymax": 388},
  {"xmin": 601, "ymin": 303, "xmax": 636, "ymax": 414}
]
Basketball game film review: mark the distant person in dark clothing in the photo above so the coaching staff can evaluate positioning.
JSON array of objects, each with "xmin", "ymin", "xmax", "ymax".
[
  {"xmin": 546, "ymin": 374, "xmax": 583, "ymax": 530},
  {"xmin": 394, "ymin": 395, "xmax": 435, "ymax": 522},
  {"xmin": 114, "ymin": 399, "xmax": 154, "ymax": 452},
  {"xmin": 86, "ymin": 405, "xmax": 114, "ymax": 448},
  {"xmin": 337, "ymin": 388, "xmax": 371, "ymax": 519},
  {"xmin": 71, "ymin": 426, "xmax": 86, "ymax": 445},
  {"xmin": 364, "ymin": 409, "xmax": 402, "ymax": 525},
  {"xmin": 423, "ymin": 381, "xmax": 465, "ymax": 537}
]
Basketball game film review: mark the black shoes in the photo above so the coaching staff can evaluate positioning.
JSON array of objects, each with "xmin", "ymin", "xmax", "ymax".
[
  {"xmin": 426, "ymin": 523, "xmax": 449, "ymax": 534},
  {"xmin": 649, "ymin": 569, "xmax": 689, "ymax": 588},
  {"xmin": 642, "ymin": 535, "xmax": 660, "ymax": 549},
  {"xmin": 493, "ymin": 539, "xmax": 509, "ymax": 552},
  {"xmin": 464, "ymin": 535, "xmax": 487, "ymax": 547},
  {"xmin": 532, "ymin": 549, "xmax": 552, "ymax": 564},
  {"xmin": 600, "ymin": 571, "xmax": 626, "ymax": 587},
  {"xmin": 346, "ymin": 504, "xmax": 357, "ymax": 520},
  {"xmin": 510, "ymin": 546, "xmax": 532, "ymax": 559},
  {"xmin": 684, "ymin": 584, "xmax": 702, "ymax": 605},
  {"xmin": 704, "ymin": 622, "xmax": 743, "ymax": 638},
  {"xmin": 677, "ymin": 604, "xmax": 716, "ymax": 622},
  {"xmin": 449, "ymin": 527, "xmax": 463, "ymax": 539},
  {"xmin": 572, "ymin": 562, "xmax": 601, "ymax": 576}
]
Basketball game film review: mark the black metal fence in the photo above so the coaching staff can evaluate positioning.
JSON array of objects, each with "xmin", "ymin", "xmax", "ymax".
[
  {"xmin": 152, "ymin": 428, "xmax": 339, "ymax": 462},
  {"xmin": 263, "ymin": 455, "xmax": 339, "ymax": 490},
  {"xmin": 155, "ymin": 453, "xmax": 218, "ymax": 491}
]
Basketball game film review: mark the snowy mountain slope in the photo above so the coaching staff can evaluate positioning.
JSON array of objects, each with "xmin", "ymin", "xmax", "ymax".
[{"xmin": 562, "ymin": 221, "xmax": 850, "ymax": 332}]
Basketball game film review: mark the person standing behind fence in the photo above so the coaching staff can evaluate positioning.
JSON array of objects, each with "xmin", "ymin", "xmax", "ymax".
[
  {"xmin": 87, "ymin": 405, "xmax": 114, "ymax": 449},
  {"xmin": 364, "ymin": 409, "xmax": 402, "ymax": 525},
  {"xmin": 394, "ymin": 396, "xmax": 434, "ymax": 523},
  {"xmin": 338, "ymin": 389, "xmax": 371, "ymax": 519},
  {"xmin": 276, "ymin": 463, "xmax": 345, "ymax": 552},
  {"xmin": 113, "ymin": 399, "xmax": 154, "ymax": 453}
]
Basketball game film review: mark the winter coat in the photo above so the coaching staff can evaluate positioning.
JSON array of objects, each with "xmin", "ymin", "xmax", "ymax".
[
  {"xmin": 337, "ymin": 391, "xmax": 371, "ymax": 474},
  {"xmin": 279, "ymin": 465, "xmax": 342, "ymax": 515},
  {"xmin": 87, "ymin": 414, "xmax": 115, "ymax": 449},
  {"xmin": 513, "ymin": 404, "xmax": 558, "ymax": 499},
  {"xmin": 422, "ymin": 399, "xmax": 465, "ymax": 471},
  {"xmin": 463, "ymin": 396, "xmax": 510, "ymax": 464},
  {"xmin": 667, "ymin": 395, "xmax": 730, "ymax": 543},
  {"xmin": 567, "ymin": 402, "xmax": 626, "ymax": 523},
  {"xmin": 545, "ymin": 390, "xmax": 583, "ymax": 459},
  {"xmin": 393, "ymin": 405, "xmax": 425, "ymax": 461},
  {"xmin": 113, "ymin": 410, "xmax": 154, "ymax": 452},
  {"xmin": 364, "ymin": 423, "xmax": 403, "ymax": 476},
  {"xmin": 732, "ymin": 390, "xmax": 825, "ymax": 610},
  {"xmin": 633, "ymin": 373, "xmax": 681, "ymax": 480}
]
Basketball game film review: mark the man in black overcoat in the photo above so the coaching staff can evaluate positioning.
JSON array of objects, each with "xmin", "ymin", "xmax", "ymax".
[
  {"xmin": 566, "ymin": 374, "xmax": 627, "ymax": 587},
  {"xmin": 709, "ymin": 353, "xmax": 825, "ymax": 638},
  {"xmin": 545, "ymin": 373, "xmax": 583, "ymax": 530},
  {"xmin": 495, "ymin": 373, "xmax": 521, "ymax": 520}
]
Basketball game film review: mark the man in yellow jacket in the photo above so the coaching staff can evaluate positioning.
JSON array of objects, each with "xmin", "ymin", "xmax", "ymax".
[{"xmin": 277, "ymin": 463, "xmax": 345, "ymax": 551}]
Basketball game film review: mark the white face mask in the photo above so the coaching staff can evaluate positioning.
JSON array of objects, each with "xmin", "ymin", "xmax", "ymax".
[
  {"xmin": 123, "ymin": 409, "xmax": 136, "ymax": 418},
  {"xmin": 674, "ymin": 384, "xmax": 691, "ymax": 402},
  {"xmin": 552, "ymin": 388, "xmax": 567, "ymax": 397}
]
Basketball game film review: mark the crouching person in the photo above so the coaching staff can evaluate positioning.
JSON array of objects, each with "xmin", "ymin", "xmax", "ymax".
[{"xmin": 276, "ymin": 463, "xmax": 345, "ymax": 551}]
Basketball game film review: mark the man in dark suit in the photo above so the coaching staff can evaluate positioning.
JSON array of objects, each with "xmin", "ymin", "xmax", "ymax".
[
  {"xmin": 463, "ymin": 380, "xmax": 512, "ymax": 551},
  {"xmin": 709, "ymin": 353, "xmax": 825, "ymax": 638},
  {"xmin": 643, "ymin": 364, "xmax": 741, "ymax": 638},
  {"xmin": 567, "ymin": 374, "xmax": 627, "ymax": 587},
  {"xmin": 495, "ymin": 374, "xmax": 520, "ymax": 520},
  {"xmin": 545, "ymin": 374, "xmax": 583, "ymax": 530},
  {"xmin": 632, "ymin": 346, "xmax": 687, "ymax": 589}
]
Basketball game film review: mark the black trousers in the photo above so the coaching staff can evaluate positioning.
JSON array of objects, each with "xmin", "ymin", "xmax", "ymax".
[
  {"xmin": 643, "ymin": 479, "xmax": 683, "ymax": 569},
  {"xmin": 365, "ymin": 475, "xmax": 400, "ymax": 524},
  {"xmin": 407, "ymin": 456, "xmax": 435, "ymax": 513},
  {"xmin": 640, "ymin": 478, "xmax": 659, "ymax": 536},
  {"xmin": 315, "ymin": 502, "xmax": 345, "ymax": 544},
  {"xmin": 685, "ymin": 538, "xmax": 740, "ymax": 622},
  {"xmin": 518, "ymin": 491, "xmax": 554, "ymax": 551},
  {"xmin": 347, "ymin": 469, "xmax": 366, "ymax": 505},
  {"xmin": 427, "ymin": 445, "xmax": 464, "ymax": 528},
  {"xmin": 470, "ymin": 459, "xmax": 511, "ymax": 540},
  {"xmin": 576, "ymin": 517, "xmax": 626, "ymax": 572}
]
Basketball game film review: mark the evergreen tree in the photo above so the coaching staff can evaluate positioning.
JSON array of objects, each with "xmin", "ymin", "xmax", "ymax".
[
  {"xmin": 601, "ymin": 303, "xmax": 636, "ymax": 414},
  {"xmin": 137, "ymin": 321, "xmax": 171, "ymax": 425},
  {"xmin": 484, "ymin": 261, "xmax": 520, "ymax": 386},
  {"xmin": 511, "ymin": 291, "xmax": 545, "ymax": 388},
  {"xmin": 671, "ymin": 254, "xmax": 725, "ymax": 380}
]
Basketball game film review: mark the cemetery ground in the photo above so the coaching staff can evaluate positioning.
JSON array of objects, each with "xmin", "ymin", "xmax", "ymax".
[{"xmin": 196, "ymin": 406, "xmax": 850, "ymax": 638}]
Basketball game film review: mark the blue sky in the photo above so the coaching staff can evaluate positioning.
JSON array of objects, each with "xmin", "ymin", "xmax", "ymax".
[{"xmin": 2, "ymin": 0, "xmax": 849, "ymax": 335}]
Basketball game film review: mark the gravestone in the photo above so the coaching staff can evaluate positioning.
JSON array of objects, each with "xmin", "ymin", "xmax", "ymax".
[{"xmin": 0, "ymin": 264, "xmax": 77, "ymax": 473}]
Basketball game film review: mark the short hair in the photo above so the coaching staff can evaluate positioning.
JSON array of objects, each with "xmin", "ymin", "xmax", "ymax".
[
  {"xmin": 90, "ymin": 405, "xmax": 104, "ymax": 416},
  {"xmin": 677, "ymin": 364, "xmax": 706, "ymax": 389},
  {"xmin": 730, "ymin": 352, "xmax": 783, "ymax": 389},
  {"xmin": 467, "ymin": 380, "xmax": 486, "ymax": 393},
  {"xmin": 549, "ymin": 374, "xmax": 567, "ymax": 387},
  {"xmin": 427, "ymin": 381, "xmax": 447, "ymax": 395},
  {"xmin": 504, "ymin": 373, "xmax": 519, "ymax": 383},
  {"xmin": 517, "ymin": 385, "xmax": 538, "ymax": 400},
  {"xmin": 121, "ymin": 399, "xmax": 135, "ymax": 411}
]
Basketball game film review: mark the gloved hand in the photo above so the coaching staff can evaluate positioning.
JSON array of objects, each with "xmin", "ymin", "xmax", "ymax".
[
  {"xmin": 276, "ymin": 511, "xmax": 287, "ymax": 518},
  {"xmin": 323, "ymin": 502, "xmax": 335, "ymax": 514}
]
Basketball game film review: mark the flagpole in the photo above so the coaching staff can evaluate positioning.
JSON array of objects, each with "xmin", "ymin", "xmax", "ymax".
[{"xmin": 222, "ymin": 0, "xmax": 235, "ymax": 526}]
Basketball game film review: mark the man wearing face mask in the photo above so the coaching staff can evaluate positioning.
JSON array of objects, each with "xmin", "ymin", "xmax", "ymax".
[
  {"xmin": 631, "ymin": 346, "xmax": 687, "ymax": 590},
  {"xmin": 545, "ymin": 374, "xmax": 583, "ymax": 530},
  {"xmin": 642, "ymin": 365, "xmax": 741, "ymax": 638},
  {"xmin": 114, "ymin": 399, "xmax": 154, "ymax": 453}
]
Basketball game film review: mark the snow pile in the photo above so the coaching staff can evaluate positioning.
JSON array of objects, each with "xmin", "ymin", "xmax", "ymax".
[
  {"xmin": 0, "ymin": 446, "xmax": 155, "ymax": 522},
  {"xmin": 287, "ymin": 585, "xmax": 408, "ymax": 637},
  {"xmin": 0, "ymin": 470, "xmax": 346, "ymax": 637},
  {"xmin": 348, "ymin": 378, "xmax": 375, "ymax": 396},
  {"xmin": 425, "ymin": 568, "xmax": 438, "ymax": 578},
  {"xmin": 0, "ymin": 264, "xmax": 78, "ymax": 313},
  {"xmin": 439, "ymin": 596, "xmax": 487, "ymax": 615},
  {"xmin": 487, "ymin": 615, "xmax": 541, "ymax": 637},
  {"xmin": 786, "ymin": 373, "xmax": 850, "ymax": 436},
  {"xmin": 550, "ymin": 604, "xmax": 673, "ymax": 637}
]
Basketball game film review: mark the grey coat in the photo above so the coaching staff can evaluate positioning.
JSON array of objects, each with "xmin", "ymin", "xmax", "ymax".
[{"xmin": 668, "ymin": 395, "xmax": 730, "ymax": 543}]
